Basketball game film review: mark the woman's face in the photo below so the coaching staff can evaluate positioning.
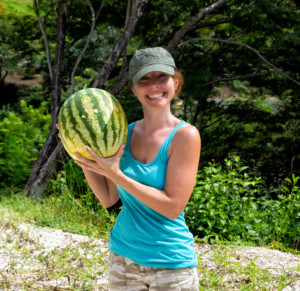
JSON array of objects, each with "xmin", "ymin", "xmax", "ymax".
[{"xmin": 132, "ymin": 71, "xmax": 178, "ymax": 109}]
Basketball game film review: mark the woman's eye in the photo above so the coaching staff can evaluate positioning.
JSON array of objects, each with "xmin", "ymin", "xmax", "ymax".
[
  {"xmin": 159, "ymin": 74, "xmax": 168, "ymax": 79},
  {"xmin": 139, "ymin": 79, "xmax": 149, "ymax": 84}
]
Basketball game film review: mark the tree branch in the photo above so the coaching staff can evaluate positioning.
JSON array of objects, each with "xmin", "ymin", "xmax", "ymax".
[
  {"xmin": 25, "ymin": 0, "xmax": 67, "ymax": 197},
  {"xmin": 70, "ymin": 0, "xmax": 105, "ymax": 95},
  {"xmin": 28, "ymin": 141, "xmax": 69, "ymax": 199},
  {"xmin": 198, "ymin": 69, "xmax": 261, "ymax": 89},
  {"xmin": 179, "ymin": 37, "xmax": 300, "ymax": 87},
  {"xmin": 92, "ymin": 0, "xmax": 149, "ymax": 89},
  {"xmin": 195, "ymin": 17, "xmax": 231, "ymax": 30},
  {"xmin": 110, "ymin": 1, "xmax": 229, "ymax": 95},
  {"xmin": 152, "ymin": 0, "xmax": 172, "ymax": 47},
  {"xmin": 33, "ymin": 0, "xmax": 53, "ymax": 81},
  {"xmin": 166, "ymin": 0, "xmax": 229, "ymax": 53}
]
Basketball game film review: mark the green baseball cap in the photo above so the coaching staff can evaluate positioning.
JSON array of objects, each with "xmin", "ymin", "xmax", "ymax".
[{"xmin": 129, "ymin": 47, "xmax": 176, "ymax": 84}]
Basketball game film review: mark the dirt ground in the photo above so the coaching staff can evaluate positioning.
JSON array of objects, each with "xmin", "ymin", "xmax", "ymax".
[
  {"xmin": 0, "ymin": 218, "xmax": 299, "ymax": 290},
  {"xmin": 4, "ymin": 73, "xmax": 43, "ymax": 87}
]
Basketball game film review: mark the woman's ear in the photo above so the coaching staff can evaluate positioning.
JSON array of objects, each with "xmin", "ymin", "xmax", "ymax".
[
  {"xmin": 131, "ymin": 84, "xmax": 136, "ymax": 96},
  {"xmin": 174, "ymin": 78, "xmax": 179, "ymax": 90}
]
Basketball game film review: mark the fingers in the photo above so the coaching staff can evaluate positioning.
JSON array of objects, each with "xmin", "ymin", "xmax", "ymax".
[
  {"xmin": 75, "ymin": 144, "xmax": 125, "ymax": 169},
  {"xmin": 75, "ymin": 160, "xmax": 93, "ymax": 171},
  {"xmin": 74, "ymin": 153, "xmax": 95, "ymax": 172},
  {"xmin": 85, "ymin": 146, "xmax": 98, "ymax": 160},
  {"xmin": 56, "ymin": 124, "xmax": 61, "ymax": 138},
  {"xmin": 75, "ymin": 152, "xmax": 91, "ymax": 164},
  {"xmin": 117, "ymin": 144, "xmax": 125, "ymax": 157}
]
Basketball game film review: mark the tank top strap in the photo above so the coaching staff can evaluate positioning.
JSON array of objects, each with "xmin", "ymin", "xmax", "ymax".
[
  {"xmin": 125, "ymin": 121, "xmax": 137, "ymax": 151},
  {"xmin": 159, "ymin": 120, "xmax": 189, "ymax": 163}
]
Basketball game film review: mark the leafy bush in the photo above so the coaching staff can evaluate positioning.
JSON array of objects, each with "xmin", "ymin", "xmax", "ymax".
[
  {"xmin": 0, "ymin": 100, "xmax": 50, "ymax": 188},
  {"xmin": 268, "ymin": 174, "xmax": 300, "ymax": 249},
  {"xmin": 48, "ymin": 159, "xmax": 98, "ymax": 207},
  {"xmin": 199, "ymin": 95, "xmax": 300, "ymax": 191},
  {"xmin": 186, "ymin": 156, "xmax": 300, "ymax": 249}
]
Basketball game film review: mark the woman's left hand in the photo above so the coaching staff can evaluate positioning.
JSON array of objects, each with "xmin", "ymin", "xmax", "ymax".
[{"xmin": 74, "ymin": 145, "xmax": 125, "ymax": 181}]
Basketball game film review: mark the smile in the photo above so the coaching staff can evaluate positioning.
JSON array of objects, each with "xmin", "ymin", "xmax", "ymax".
[{"xmin": 147, "ymin": 93, "xmax": 165, "ymax": 99}]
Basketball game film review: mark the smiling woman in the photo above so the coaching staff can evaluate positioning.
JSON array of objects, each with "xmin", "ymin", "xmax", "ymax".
[
  {"xmin": 70, "ymin": 47, "xmax": 201, "ymax": 290},
  {"xmin": 131, "ymin": 71, "xmax": 178, "ymax": 109}
]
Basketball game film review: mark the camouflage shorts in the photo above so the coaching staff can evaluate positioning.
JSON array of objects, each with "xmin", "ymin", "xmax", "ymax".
[{"xmin": 108, "ymin": 252, "xmax": 199, "ymax": 291}]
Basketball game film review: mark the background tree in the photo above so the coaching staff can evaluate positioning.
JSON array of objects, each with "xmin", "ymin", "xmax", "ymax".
[
  {"xmin": 24, "ymin": 0, "xmax": 149, "ymax": 198},
  {"xmin": 0, "ymin": 0, "xmax": 299, "ymax": 198}
]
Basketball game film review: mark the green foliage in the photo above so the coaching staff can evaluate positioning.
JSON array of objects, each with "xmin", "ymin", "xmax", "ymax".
[
  {"xmin": 62, "ymin": 26, "xmax": 122, "ymax": 86},
  {"xmin": 0, "ymin": 101, "xmax": 50, "ymax": 188},
  {"xmin": 186, "ymin": 156, "xmax": 300, "ymax": 249},
  {"xmin": 73, "ymin": 68, "xmax": 99, "ymax": 91},
  {"xmin": 29, "ymin": 157, "xmax": 116, "ymax": 237},
  {"xmin": 0, "ymin": 172, "xmax": 115, "ymax": 239},
  {"xmin": 2, "ymin": 0, "xmax": 34, "ymax": 17},
  {"xmin": 270, "ymin": 174, "xmax": 300, "ymax": 249},
  {"xmin": 199, "ymin": 90, "xmax": 300, "ymax": 186},
  {"xmin": 36, "ymin": 188, "xmax": 114, "ymax": 238},
  {"xmin": 118, "ymin": 86, "xmax": 144, "ymax": 124},
  {"xmin": 0, "ymin": 0, "xmax": 298, "ymax": 254},
  {"xmin": 0, "ymin": 0, "xmax": 41, "ymax": 79},
  {"xmin": 0, "ymin": 86, "xmax": 51, "ymax": 116},
  {"xmin": 186, "ymin": 156, "xmax": 266, "ymax": 243}
]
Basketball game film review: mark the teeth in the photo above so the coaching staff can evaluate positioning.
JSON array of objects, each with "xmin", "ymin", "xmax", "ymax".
[{"xmin": 148, "ymin": 93, "xmax": 164, "ymax": 99}]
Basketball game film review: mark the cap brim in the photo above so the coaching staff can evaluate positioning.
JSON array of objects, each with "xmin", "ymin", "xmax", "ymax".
[{"xmin": 132, "ymin": 64, "xmax": 175, "ymax": 84}]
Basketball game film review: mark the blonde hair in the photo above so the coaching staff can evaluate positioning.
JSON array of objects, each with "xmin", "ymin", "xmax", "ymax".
[{"xmin": 172, "ymin": 70, "xmax": 184, "ymax": 99}]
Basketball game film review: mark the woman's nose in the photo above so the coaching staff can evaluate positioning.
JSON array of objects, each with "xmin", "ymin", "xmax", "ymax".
[{"xmin": 149, "ymin": 77, "xmax": 160, "ymax": 87}]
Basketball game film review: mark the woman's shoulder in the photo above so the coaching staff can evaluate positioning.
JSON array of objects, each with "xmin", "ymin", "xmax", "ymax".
[
  {"xmin": 176, "ymin": 122, "xmax": 200, "ymax": 141},
  {"xmin": 170, "ymin": 122, "xmax": 201, "ymax": 154}
]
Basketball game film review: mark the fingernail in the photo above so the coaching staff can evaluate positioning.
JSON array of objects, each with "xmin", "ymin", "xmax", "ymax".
[{"xmin": 85, "ymin": 146, "xmax": 91, "ymax": 151}]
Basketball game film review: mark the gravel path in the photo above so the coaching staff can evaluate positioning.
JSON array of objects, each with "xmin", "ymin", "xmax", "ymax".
[{"xmin": 0, "ymin": 219, "xmax": 299, "ymax": 290}]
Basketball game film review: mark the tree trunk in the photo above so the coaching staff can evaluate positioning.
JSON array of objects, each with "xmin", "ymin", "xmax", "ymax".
[
  {"xmin": 25, "ymin": 0, "xmax": 148, "ymax": 199},
  {"xmin": 25, "ymin": 0, "xmax": 227, "ymax": 199},
  {"xmin": 92, "ymin": 0, "xmax": 149, "ymax": 88},
  {"xmin": 27, "ymin": 141, "xmax": 69, "ymax": 200},
  {"xmin": 25, "ymin": 0, "xmax": 67, "ymax": 198}
]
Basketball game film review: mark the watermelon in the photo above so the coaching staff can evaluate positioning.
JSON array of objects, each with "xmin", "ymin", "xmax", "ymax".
[{"xmin": 58, "ymin": 88, "xmax": 128, "ymax": 161}]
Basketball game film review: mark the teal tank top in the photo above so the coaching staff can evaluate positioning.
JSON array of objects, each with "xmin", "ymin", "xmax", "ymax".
[{"xmin": 108, "ymin": 120, "xmax": 197, "ymax": 269}]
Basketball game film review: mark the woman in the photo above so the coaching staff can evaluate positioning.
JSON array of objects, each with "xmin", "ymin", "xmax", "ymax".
[{"xmin": 74, "ymin": 47, "xmax": 201, "ymax": 290}]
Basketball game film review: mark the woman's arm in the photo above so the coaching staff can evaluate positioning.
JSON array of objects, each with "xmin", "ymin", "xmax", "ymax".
[
  {"xmin": 56, "ymin": 123, "xmax": 119, "ymax": 208},
  {"xmin": 75, "ymin": 125, "xmax": 201, "ymax": 219},
  {"xmin": 82, "ymin": 169, "xmax": 120, "ymax": 208}
]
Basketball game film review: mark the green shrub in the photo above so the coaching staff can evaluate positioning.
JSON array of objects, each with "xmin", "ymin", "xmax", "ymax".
[
  {"xmin": 186, "ymin": 156, "xmax": 300, "ymax": 249},
  {"xmin": 186, "ymin": 156, "xmax": 267, "ymax": 243},
  {"xmin": 0, "ymin": 100, "xmax": 50, "ymax": 188},
  {"xmin": 268, "ymin": 174, "xmax": 300, "ymax": 249}
]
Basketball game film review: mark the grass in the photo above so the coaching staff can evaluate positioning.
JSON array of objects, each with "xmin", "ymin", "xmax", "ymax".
[
  {"xmin": 0, "ymin": 192, "xmax": 299, "ymax": 290},
  {"xmin": 0, "ymin": 190, "xmax": 115, "ymax": 239},
  {"xmin": 196, "ymin": 246, "xmax": 300, "ymax": 290}
]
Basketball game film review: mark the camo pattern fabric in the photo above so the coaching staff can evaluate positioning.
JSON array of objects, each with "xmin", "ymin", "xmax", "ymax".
[{"xmin": 108, "ymin": 252, "xmax": 199, "ymax": 291}]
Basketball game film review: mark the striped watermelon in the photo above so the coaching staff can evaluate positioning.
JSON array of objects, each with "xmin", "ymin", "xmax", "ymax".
[{"xmin": 58, "ymin": 88, "xmax": 128, "ymax": 161}]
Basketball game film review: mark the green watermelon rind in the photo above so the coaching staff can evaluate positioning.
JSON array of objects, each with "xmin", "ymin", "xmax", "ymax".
[{"xmin": 58, "ymin": 88, "xmax": 128, "ymax": 161}]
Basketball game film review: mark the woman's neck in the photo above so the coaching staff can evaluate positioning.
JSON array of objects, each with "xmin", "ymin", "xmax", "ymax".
[{"xmin": 140, "ymin": 107, "xmax": 178, "ymax": 134}]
